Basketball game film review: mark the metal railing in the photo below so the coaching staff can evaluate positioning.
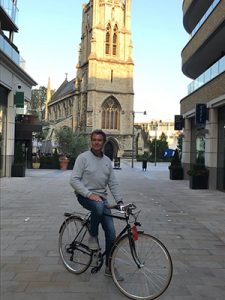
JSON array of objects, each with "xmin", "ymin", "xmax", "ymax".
[
  {"xmin": 188, "ymin": 55, "xmax": 225, "ymax": 94},
  {"xmin": 0, "ymin": 0, "xmax": 19, "ymax": 25}
]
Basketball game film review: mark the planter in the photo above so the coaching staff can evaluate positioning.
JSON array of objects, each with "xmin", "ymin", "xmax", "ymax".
[
  {"xmin": 32, "ymin": 162, "xmax": 40, "ymax": 169},
  {"xmin": 189, "ymin": 175, "xmax": 208, "ymax": 189},
  {"xmin": 169, "ymin": 168, "xmax": 183, "ymax": 180},
  {"xmin": 59, "ymin": 157, "xmax": 69, "ymax": 170},
  {"xmin": 11, "ymin": 164, "xmax": 25, "ymax": 177}
]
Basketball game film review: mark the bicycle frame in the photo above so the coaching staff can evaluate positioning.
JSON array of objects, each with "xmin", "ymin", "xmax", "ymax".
[
  {"xmin": 105, "ymin": 211, "xmax": 144, "ymax": 268},
  {"xmin": 61, "ymin": 206, "xmax": 144, "ymax": 269}
]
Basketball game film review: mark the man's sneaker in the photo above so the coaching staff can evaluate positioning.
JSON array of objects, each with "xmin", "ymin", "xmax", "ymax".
[
  {"xmin": 105, "ymin": 266, "xmax": 124, "ymax": 281},
  {"xmin": 88, "ymin": 236, "xmax": 99, "ymax": 250}
]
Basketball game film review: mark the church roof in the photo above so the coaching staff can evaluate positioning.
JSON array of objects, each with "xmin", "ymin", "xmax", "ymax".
[{"xmin": 48, "ymin": 78, "xmax": 75, "ymax": 104}]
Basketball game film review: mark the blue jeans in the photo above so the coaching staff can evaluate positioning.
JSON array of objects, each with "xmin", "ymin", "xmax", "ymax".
[{"xmin": 77, "ymin": 194, "xmax": 116, "ymax": 266}]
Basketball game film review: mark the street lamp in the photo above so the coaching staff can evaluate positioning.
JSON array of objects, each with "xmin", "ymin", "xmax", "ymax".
[
  {"xmin": 132, "ymin": 110, "xmax": 147, "ymax": 168},
  {"xmin": 154, "ymin": 124, "xmax": 157, "ymax": 166},
  {"xmin": 153, "ymin": 120, "xmax": 161, "ymax": 166}
]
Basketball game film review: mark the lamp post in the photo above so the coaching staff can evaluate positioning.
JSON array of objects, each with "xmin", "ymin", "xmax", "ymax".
[
  {"xmin": 154, "ymin": 123, "xmax": 157, "ymax": 166},
  {"xmin": 131, "ymin": 110, "xmax": 147, "ymax": 168}
]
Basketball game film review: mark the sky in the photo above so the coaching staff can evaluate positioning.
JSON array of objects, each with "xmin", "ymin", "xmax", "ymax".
[{"xmin": 14, "ymin": 0, "xmax": 191, "ymax": 122}]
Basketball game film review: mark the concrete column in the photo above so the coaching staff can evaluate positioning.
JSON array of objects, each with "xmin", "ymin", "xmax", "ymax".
[
  {"xmin": 182, "ymin": 118, "xmax": 191, "ymax": 178},
  {"xmin": 205, "ymin": 108, "xmax": 218, "ymax": 189},
  {"xmin": 5, "ymin": 91, "xmax": 16, "ymax": 176}
]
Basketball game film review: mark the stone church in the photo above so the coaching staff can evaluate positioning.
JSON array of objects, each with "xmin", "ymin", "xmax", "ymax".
[{"xmin": 47, "ymin": 0, "xmax": 134, "ymax": 159}]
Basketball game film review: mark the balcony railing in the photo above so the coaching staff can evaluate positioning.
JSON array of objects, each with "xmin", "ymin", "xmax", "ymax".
[
  {"xmin": 188, "ymin": 55, "xmax": 225, "ymax": 94},
  {"xmin": 0, "ymin": 34, "xmax": 19, "ymax": 64},
  {"xmin": 191, "ymin": 0, "xmax": 220, "ymax": 37},
  {"xmin": 0, "ymin": 0, "xmax": 19, "ymax": 25}
]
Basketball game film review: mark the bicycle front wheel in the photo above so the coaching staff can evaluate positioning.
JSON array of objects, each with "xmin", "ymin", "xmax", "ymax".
[
  {"xmin": 110, "ymin": 232, "xmax": 173, "ymax": 300},
  {"xmin": 59, "ymin": 216, "xmax": 92, "ymax": 274}
]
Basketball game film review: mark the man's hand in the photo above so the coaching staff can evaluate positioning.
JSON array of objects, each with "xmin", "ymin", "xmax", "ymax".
[{"xmin": 89, "ymin": 193, "xmax": 102, "ymax": 202}]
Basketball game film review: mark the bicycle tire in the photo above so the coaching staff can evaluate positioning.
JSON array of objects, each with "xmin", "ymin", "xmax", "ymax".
[
  {"xmin": 59, "ymin": 216, "xmax": 92, "ymax": 274},
  {"xmin": 110, "ymin": 232, "xmax": 173, "ymax": 300}
]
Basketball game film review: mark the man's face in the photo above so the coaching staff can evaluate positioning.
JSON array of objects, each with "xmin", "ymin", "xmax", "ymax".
[{"xmin": 91, "ymin": 134, "xmax": 105, "ymax": 152}]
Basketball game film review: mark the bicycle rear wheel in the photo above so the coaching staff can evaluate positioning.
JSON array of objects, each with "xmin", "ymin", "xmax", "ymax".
[
  {"xmin": 110, "ymin": 232, "xmax": 173, "ymax": 300},
  {"xmin": 59, "ymin": 216, "xmax": 92, "ymax": 274}
]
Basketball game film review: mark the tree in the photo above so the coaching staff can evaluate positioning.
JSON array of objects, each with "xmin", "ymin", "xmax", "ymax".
[
  {"xmin": 55, "ymin": 126, "xmax": 74, "ymax": 156},
  {"xmin": 30, "ymin": 86, "xmax": 47, "ymax": 111},
  {"xmin": 148, "ymin": 132, "xmax": 168, "ymax": 161},
  {"xmin": 157, "ymin": 132, "xmax": 168, "ymax": 159},
  {"xmin": 54, "ymin": 126, "xmax": 89, "ymax": 158}
]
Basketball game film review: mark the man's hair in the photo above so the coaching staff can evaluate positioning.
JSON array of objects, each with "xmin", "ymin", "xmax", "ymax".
[{"xmin": 91, "ymin": 129, "xmax": 106, "ymax": 142}]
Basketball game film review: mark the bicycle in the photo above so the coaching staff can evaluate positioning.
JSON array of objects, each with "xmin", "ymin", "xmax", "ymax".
[{"xmin": 58, "ymin": 203, "xmax": 173, "ymax": 300}]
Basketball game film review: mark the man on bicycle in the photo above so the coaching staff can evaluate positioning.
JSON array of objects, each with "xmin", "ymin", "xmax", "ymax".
[{"xmin": 70, "ymin": 129, "xmax": 123, "ymax": 279}]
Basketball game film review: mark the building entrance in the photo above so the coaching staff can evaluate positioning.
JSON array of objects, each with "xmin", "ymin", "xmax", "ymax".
[{"xmin": 217, "ymin": 106, "xmax": 225, "ymax": 191}]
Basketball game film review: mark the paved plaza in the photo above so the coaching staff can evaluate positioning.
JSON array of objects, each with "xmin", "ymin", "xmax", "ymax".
[{"xmin": 1, "ymin": 161, "xmax": 225, "ymax": 300}]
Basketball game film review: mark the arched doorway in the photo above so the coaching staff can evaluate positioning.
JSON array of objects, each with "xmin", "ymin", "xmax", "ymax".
[
  {"xmin": 104, "ymin": 141, "xmax": 114, "ymax": 160},
  {"xmin": 104, "ymin": 138, "xmax": 119, "ymax": 161}
]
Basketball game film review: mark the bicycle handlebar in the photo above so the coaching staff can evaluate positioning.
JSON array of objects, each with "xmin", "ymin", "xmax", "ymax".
[{"xmin": 107, "ymin": 203, "xmax": 136, "ymax": 213}]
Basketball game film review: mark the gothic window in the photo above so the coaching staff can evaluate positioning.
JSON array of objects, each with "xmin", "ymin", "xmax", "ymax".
[
  {"xmin": 113, "ymin": 24, "xmax": 118, "ymax": 56},
  {"xmin": 105, "ymin": 23, "xmax": 111, "ymax": 55},
  {"xmin": 54, "ymin": 106, "xmax": 57, "ymax": 120},
  {"xmin": 63, "ymin": 102, "xmax": 67, "ymax": 116},
  {"xmin": 58, "ymin": 104, "xmax": 61, "ymax": 118},
  {"xmin": 101, "ymin": 97, "xmax": 121, "ymax": 130}
]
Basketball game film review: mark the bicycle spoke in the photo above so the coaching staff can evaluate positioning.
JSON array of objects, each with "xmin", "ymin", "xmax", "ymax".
[
  {"xmin": 111, "ymin": 233, "xmax": 172, "ymax": 300},
  {"xmin": 59, "ymin": 217, "xmax": 92, "ymax": 274}
]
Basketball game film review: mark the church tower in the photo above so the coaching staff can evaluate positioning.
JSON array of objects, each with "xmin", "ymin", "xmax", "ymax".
[{"xmin": 74, "ymin": 0, "xmax": 134, "ymax": 159}]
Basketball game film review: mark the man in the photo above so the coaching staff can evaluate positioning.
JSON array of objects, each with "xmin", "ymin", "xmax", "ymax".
[{"xmin": 70, "ymin": 129, "xmax": 123, "ymax": 278}]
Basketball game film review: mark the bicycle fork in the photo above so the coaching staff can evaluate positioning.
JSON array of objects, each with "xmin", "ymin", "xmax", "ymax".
[{"xmin": 128, "ymin": 224, "xmax": 144, "ymax": 268}]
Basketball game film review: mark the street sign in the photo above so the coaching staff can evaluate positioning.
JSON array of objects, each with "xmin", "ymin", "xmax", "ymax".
[
  {"xmin": 195, "ymin": 104, "xmax": 207, "ymax": 124},
  {"xmin": 174, "ymin": 115, "xmax": 184, "ymax": 130}
]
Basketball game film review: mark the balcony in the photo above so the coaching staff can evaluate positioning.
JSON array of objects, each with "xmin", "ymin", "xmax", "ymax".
[
  {"xmin": 0, "ymin": 0, "xmax": 18, "ymax": 31},
  {"xmin": 183, "ymin": 0, "xmax": 213, "ymax": 33},
  {"xmin": 180, "ymin": 71, "xmax": 225, "ymax": 114},
  {"xmin": 191, "ymin": 0, "xmax": 220, "ymax": 36},
  {"xmin": 188, "ymin": 55, "xmax": 225, "ymax": 94},
  {"xmin": 182, "ymin": 0, "xmax": 225, "ymax": 79},
  {"xmin": 0, "ymin": 33, "xmax": 19, "ymax": 64}
]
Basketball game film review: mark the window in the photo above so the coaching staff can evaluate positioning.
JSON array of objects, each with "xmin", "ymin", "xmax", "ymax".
[
  {"xmin": 112, "ymin": 25, "xmax": 118, "ymax": 56},
  {"xmin": 101, "ymin": 97, "xmax": 121, "ymax": 130},
  {"xmin": 105, "ymin": 23, "xmax": 118, "ymax": 56},
  {"xmin": 105, "ymin": 24, "xmax": 111, "ymax": 55}
]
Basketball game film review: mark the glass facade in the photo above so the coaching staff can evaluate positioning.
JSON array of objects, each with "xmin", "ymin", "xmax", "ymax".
[
  {"xmin": 217, "ymin": 106, "xmax": 225, "ymax": 190},
  {"xmin": 0, "ymin": 86, "xmax": 8, "ymax": 177}
]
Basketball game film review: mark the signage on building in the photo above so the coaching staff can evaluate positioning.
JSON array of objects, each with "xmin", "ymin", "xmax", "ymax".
[
  {"xmin": 195, "ymin": 103, "xmax": 207, "ymax": 124},
  {"xmin": 14, "ymin": 92, "xmax": 24, "ymax": 108},
  {"xmin": 174, "ymin": 115, "xmax": 184, "ymax": 130}
]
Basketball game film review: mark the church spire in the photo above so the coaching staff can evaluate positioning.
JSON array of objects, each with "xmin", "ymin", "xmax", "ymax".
[{"xmin": 45, "ymin": 77, "xmax": 51, "ymax": 120}]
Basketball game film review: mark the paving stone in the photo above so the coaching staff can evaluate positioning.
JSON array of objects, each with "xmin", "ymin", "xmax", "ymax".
[{"xmin": 1, "ymin": 162, "xmax": 225, "ymax": 300}]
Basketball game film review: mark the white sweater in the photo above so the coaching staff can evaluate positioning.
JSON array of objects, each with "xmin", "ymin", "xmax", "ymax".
[{"xmin": 70, "ymin": 150, "xmax": 123, "ymax": 203}]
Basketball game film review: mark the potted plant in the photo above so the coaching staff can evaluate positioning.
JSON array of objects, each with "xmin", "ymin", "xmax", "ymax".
[
  {"xmin": 54, "ymin": 126, "xmax": 73, "ymax": 170},
  {"xmin": 58, "ymin": 154, "xmax": 69, "ymax": 170},
  {"xmin": 11, "ymin": 143, "xmax": 25, "ymax": 177},
  {"xmin": 187, "ymin": 157, "xmax": 209, "ymax": 189},
  {"xmin": 168, "ymin": 149, "xmax": 183, "ymax": 180},
  {"xmin": 32, "ymin": 153, "xmax": 40, "ymax": 169}
]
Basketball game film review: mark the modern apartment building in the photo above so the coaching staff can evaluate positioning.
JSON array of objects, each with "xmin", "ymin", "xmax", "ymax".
[
  {"xmin": 0, "ymin": 0, "xmax": 37, "ymax": 176},
  {"xmin": 180, "ymin": 0, "xmax": 225, "ymax": 190}
]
